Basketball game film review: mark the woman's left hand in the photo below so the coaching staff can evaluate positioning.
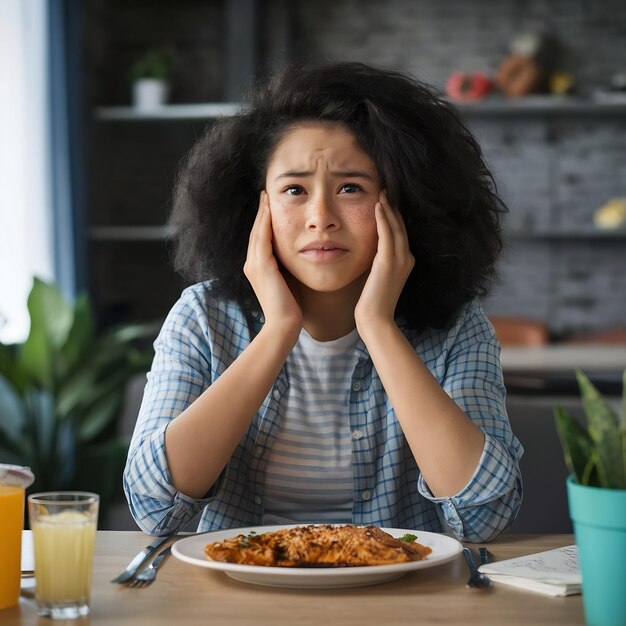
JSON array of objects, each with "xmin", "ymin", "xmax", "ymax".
[{"xmin": 354, "ymin": 192, "xmax": 415, "ymax": 333}]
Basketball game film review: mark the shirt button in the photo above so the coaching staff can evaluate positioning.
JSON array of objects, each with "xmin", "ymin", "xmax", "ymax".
[
  {"xmin": 361, "ymin": 490, "xmax": 371, "ymax": 501},
  {"xmin": 351, "ymin": 429, "xmax": 364, "ymax": 440},
  {"xmin": 254, "ymin": 495, "xmax": 262, "ymax": 505},
  {"xmin": 273, "ymin": 389, "xmax": 280, "ymax": 400},
  {"xmin": 352, "ymin": 382, "xmax": 361, "ymax": 392}
]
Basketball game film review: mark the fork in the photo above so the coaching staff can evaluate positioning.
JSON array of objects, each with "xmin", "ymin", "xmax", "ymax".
[
  {"xmin": 111, "ymin": 534, "xmax": 172, "ymax": 583},
  {"xmin": 462, "ymin": 547, "xmax": 492, "ymax": 589},
  {"xmin": 128, "ymin": 547, "xmax": 172, "ymax": 588}
]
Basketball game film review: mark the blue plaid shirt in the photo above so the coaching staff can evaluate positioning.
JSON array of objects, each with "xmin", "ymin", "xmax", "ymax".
[{"xmin": 124, "ymin": 282, "xmax": 523, "ymax": 542}]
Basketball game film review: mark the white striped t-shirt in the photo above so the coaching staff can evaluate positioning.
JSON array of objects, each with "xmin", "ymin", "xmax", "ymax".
[{"xmin": 262, "ymin": 326, "xmax": 360, "ymax": 525}]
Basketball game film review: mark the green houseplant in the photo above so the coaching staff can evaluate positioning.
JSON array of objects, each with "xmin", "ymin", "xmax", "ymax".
[
  {"xmin": 130, "ymin": 50, "xmax": 173, "ymax": 83},
  {"xmin": 0, "ymin": 278, "xmax": 155, "ymax": 521},
  {"xmin": 554, "ymin": 370, "xmax": 626, "ymax": 626},
  {"xmin": 130, "ymin": 49, "xmax": 175, "ymax": 109}
]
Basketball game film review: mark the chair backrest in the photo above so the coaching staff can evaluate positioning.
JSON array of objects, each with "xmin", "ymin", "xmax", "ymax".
[{"xmin": 505, "ymin": 393, "xmax": 575, "ymax": 533}]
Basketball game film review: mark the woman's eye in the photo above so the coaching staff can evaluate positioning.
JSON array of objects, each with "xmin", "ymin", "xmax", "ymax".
[
  {"xmin": 339, "ymin": 183, "xmax": 362, "ymax": 194},
  {"xmin": 285, "ymin": 186, "xmax": 304, "ymax": 196}
]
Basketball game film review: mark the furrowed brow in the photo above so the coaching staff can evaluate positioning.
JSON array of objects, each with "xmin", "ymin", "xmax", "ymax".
[
  {"xmin": 332, "ymin": 171, "xmax": 375, "ymax": 181},
  {"xmin": 274, "ymin": 170, "xmax": 312, "ymax": 181},
  {"xmin": 274, "ymin": 170, "xmax": 375, "ymax": 181}
]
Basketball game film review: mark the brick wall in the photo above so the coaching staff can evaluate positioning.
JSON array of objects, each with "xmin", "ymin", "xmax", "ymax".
[
  {"xmin": 86, "ymin": 0, "xmax": 626, "ymax": 336},
  {"xmin": 290, "ymin": 0, "xmax": 626, "ymax": 337}
]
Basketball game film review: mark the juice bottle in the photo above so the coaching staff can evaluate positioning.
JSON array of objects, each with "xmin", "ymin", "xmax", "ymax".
[
  {"xmin": 0, "ymin": 485, "xmax": 24, "ymax": 609},
  {"xmin": 0, "ymin": 464, "xmax": 34, "ymax": 610}
]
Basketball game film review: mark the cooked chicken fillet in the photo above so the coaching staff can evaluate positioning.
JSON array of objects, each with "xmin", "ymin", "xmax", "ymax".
[{"xmin": 204, "ymin": 524, "xmax": 432, "ymax": 567}]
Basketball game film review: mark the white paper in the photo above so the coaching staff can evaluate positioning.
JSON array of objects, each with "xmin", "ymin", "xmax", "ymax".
[
  {"xmin": 21, "ymin": 530, "xmax": 34, "ymax": 573},
  {"xmin": 486, "ymin": 574, "xmax": 581, "ymax": 597},
  {"xmin": 478, "ymin": 545, "xmax": 582, "ymax": 596}
]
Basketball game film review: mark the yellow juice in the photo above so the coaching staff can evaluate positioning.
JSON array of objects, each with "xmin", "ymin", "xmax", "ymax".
[
  {"xmin": 0, "ymin": 485, "xmax": 24, "ymax": 609},
  {"xmin": 32, "ymin": 511, "xmax": 96, "ymax": 604}
]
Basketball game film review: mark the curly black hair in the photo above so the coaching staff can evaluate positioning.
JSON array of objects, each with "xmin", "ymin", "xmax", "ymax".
[{"xmin": 169, "ymin": 62, "xmax": 506, "ymax": 332}]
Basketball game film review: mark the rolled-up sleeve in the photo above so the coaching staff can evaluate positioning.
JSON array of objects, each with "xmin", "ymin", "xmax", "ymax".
[
  {"xmin": 417, "ymin": 301, "xmax": 523, "ymax": 542},
  {"xmin": 123, "ymin": 289, "xmax": 214, "ymax": 535}
]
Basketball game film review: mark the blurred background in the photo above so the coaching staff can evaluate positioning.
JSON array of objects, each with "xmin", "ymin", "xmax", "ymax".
[{"xmin": 1, "ymin": 0, "xmax": 625, "ymax": 531}]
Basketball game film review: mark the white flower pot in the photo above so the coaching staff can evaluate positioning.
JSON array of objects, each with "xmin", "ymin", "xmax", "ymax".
[{"xmin": 132, "ymin": 79, "xmax": 169, "ymax": 110}]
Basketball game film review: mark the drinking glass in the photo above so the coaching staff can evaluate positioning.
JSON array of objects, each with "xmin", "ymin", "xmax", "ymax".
[
  {"xmin": 28, "ymin": 492, "xmax": 99, "ymax": 619},
  {"xmin": 0, "ymin": 464, "xmax": 34, "ymax": 609}
]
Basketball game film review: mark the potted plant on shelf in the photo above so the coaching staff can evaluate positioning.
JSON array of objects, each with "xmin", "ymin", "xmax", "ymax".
[
  {"xmin": 0, "ymin": 278, "xmax": 155, "ymax": 522},
  {"xmin": 555, "ymin": 370, "xmax": 626, "ymax": 626},
  {"xmin": 130, "ymin": 49, "xmax": 174, "ymax": 110}
]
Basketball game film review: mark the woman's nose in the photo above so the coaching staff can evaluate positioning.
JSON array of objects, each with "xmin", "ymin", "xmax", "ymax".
[{"xmin": 305, "ymin": 194, "xmax": 338, "ymax": 231}]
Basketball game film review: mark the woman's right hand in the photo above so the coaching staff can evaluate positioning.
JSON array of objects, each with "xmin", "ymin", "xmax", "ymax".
[{"xmin": 244, "ymin": 191, "xmax": 303, "ymax": 337}]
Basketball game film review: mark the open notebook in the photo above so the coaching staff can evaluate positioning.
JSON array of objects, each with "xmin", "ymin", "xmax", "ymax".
[{"xmin": 478, "ymin": 545, "xmax": 581, "ymax": 596}]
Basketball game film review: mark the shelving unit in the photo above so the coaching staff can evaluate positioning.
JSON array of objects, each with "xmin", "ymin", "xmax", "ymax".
[
  {"xmin": 89, "ymin": 226, "xmax": 170, "ymax": 241},
  {"xmin": 508, "ymin": 228, "xmax": 626, "ymax": 240},
  {"xmin": 452, "ymin": 96, "xmax": 626, "ymax": 117},
  {"xmin": 95, "ymin": 102, "xmax": 241, "ymax": 121},
  {"xmin": 94, "ymin": 97, "xmax": 626, "ymax": 122},
  {"xmin": 88, "ymin": 94, "xmax": 626, "ymax": 331},
  {"xmin": 87, "ymin": 105, "xmax": 234, "ymax": 324}
]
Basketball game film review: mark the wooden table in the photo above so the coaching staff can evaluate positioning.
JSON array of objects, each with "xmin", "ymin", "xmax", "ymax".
[{"xmin": 4, "ymin": 532, "xmax": 583, "ymax": 625}]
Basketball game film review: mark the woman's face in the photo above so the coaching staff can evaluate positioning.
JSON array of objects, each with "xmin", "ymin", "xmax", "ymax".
[{"xmin": 264, "ymin": 123, "xmax": 382, "ymax": 296}]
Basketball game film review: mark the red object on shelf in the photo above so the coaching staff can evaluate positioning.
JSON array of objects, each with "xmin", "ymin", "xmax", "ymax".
[
  {"xmin": 489, "ymin": 316, "xmax": 549, "ymax": 347},
  {"xmin": 446, "ymin": 72, "xmax": 493, "ymax": 101}
]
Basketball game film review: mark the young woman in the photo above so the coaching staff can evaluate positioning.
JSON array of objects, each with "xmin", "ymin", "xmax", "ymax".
[{"xmin": 124, "ymin": 62, "xmax": 523, "ymax": 542}]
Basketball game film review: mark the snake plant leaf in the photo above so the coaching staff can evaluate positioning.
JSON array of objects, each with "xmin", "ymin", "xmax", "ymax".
[
  {"xmin": 623, "ymin": 370, "xmax": 626, "ymax": 429},
  {"xmin": 580, "ymin": 451, "xmax": 600, "ymax": 487},
  {"xmin": 555, "ymin": 405, "xmax": 595, "ymax": 484},
  {"xmin": 19, "ymin": 279, "xmax": 74, "ymax": 388},
  {"xmin": 576, "ymin": 370, "xmax": 625, "ymax": 489},
  {"xmin": 623, "ymin": 371, "xmax": 626, "ymax": 484}
]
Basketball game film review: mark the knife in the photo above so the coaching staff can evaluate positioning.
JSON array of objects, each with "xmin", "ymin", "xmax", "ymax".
[{"xmin": 111, "ymin": 535, "xmax": 173, "ymax": 584}]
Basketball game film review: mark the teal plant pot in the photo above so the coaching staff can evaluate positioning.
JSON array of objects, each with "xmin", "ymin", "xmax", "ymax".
[{"xmin": 567, "ymin": 475, "xmax": 626, "ymax": 626}]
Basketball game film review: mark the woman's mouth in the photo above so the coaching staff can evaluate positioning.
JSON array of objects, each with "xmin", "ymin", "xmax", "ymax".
[{"xmin": 300, "ymin": 242, "xmax": 348, "ymax": 261}]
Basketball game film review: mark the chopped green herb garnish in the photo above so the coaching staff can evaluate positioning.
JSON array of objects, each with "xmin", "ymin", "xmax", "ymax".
[
  {"xmin": 239, "ymin": 530, "xmax": 258, "ymax": 547},
  {"xmin": 399, "ymin": 533, "xmax": 417, "ymax": 543}
]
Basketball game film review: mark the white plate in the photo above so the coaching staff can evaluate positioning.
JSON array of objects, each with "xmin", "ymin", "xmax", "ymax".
[{"xmin": 172, "ymin": 525, "xmax": 462, "ymax": 588}]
